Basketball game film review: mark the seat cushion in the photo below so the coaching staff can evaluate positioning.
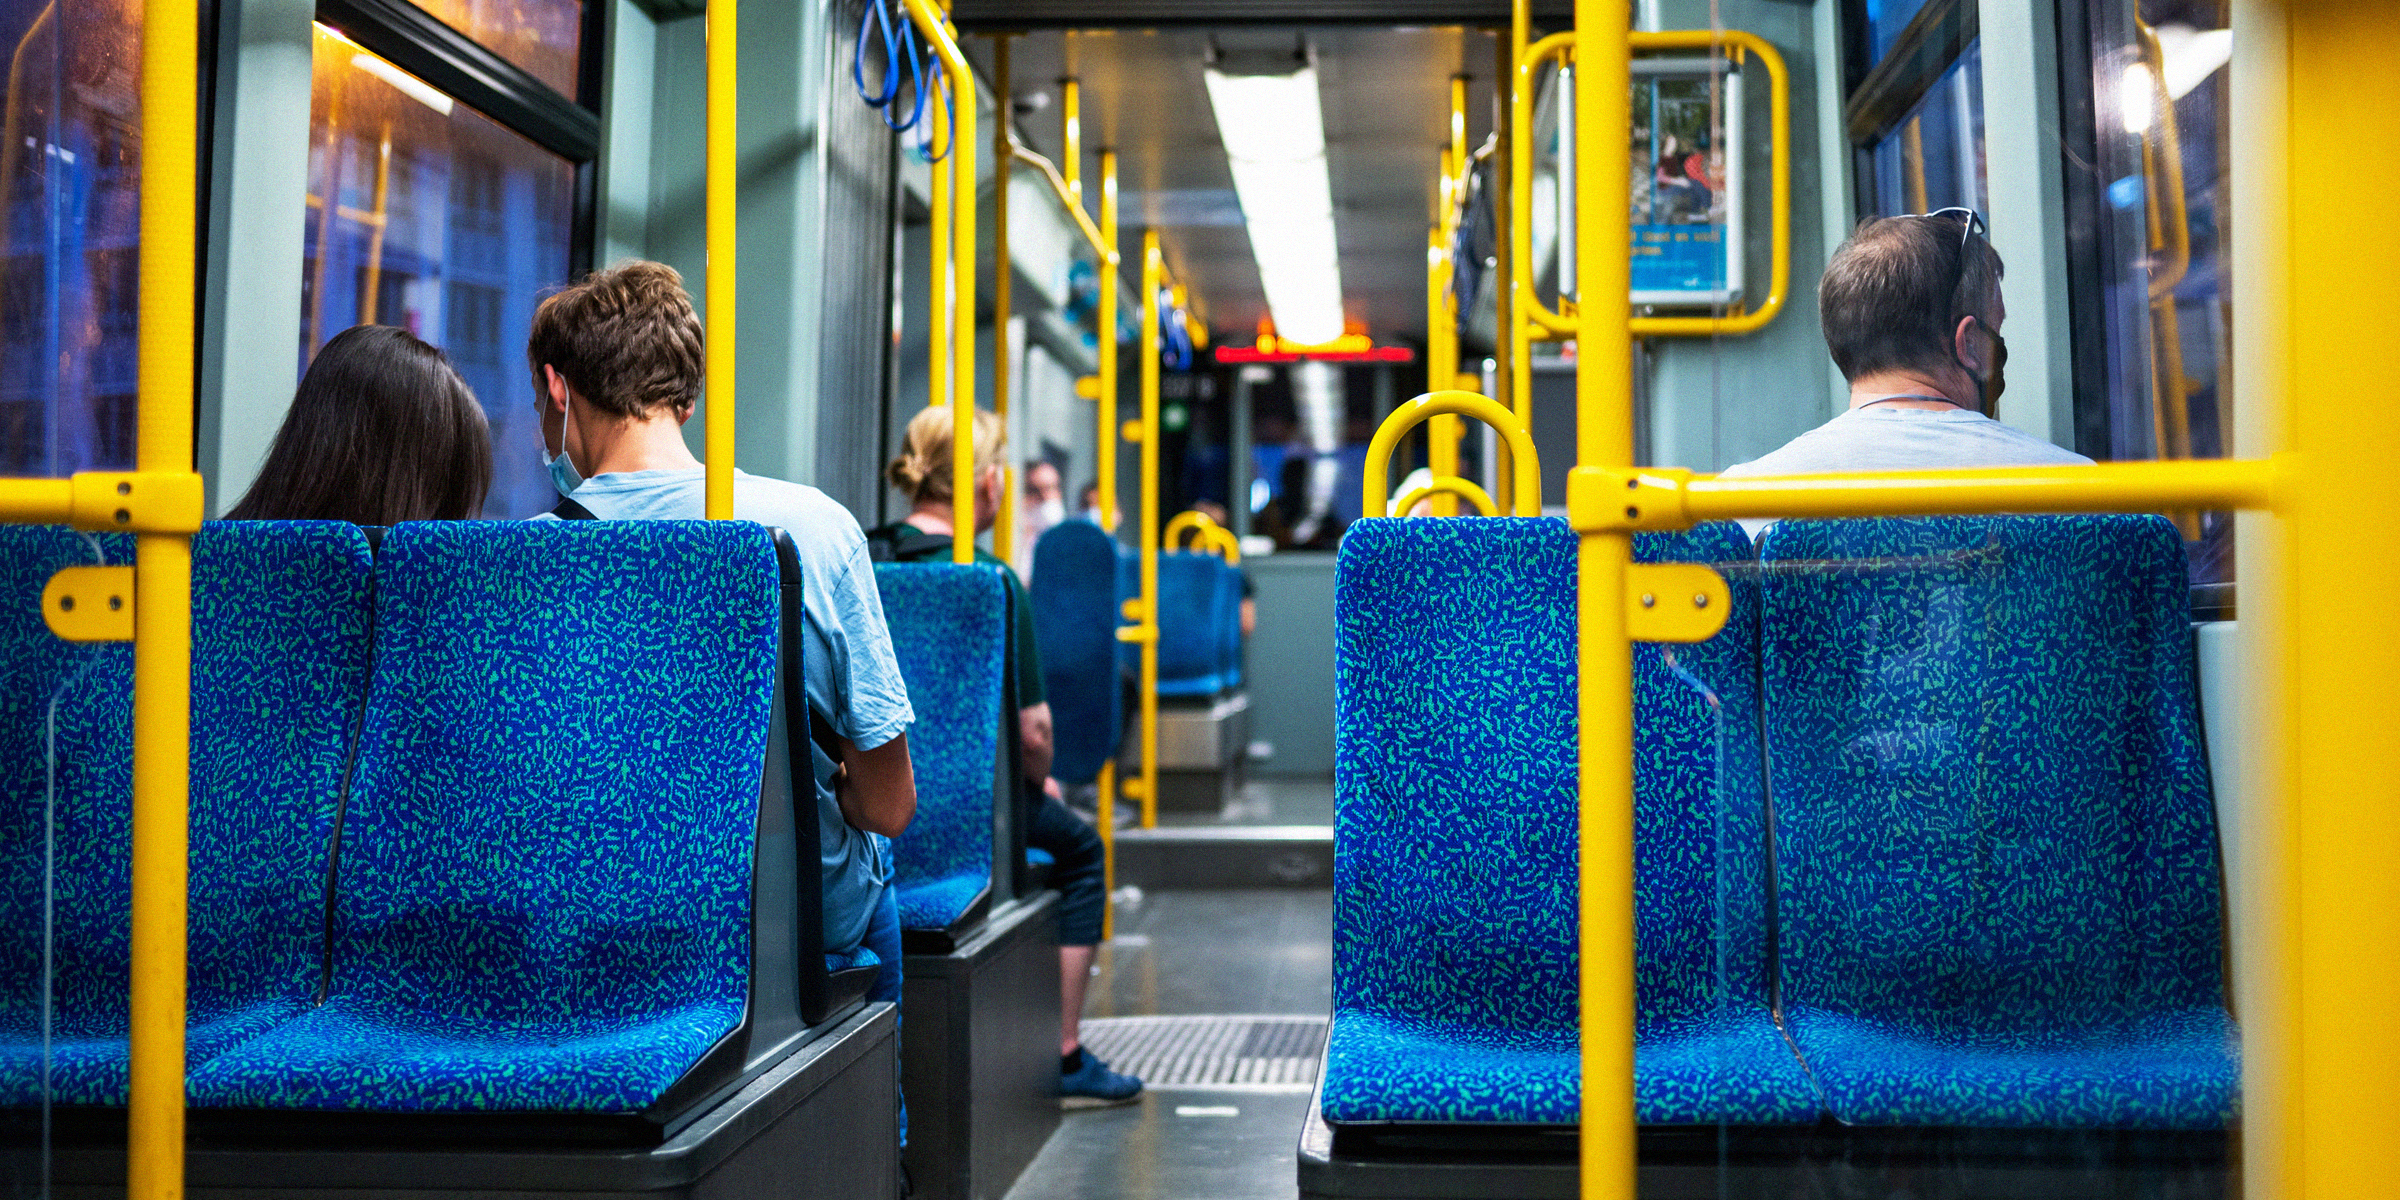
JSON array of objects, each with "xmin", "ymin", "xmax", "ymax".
[
  {"xmin": 1784, "ymin": 1004, "xmax": 2237, "ymax": 1128},
  {"xmin": 1321, "ymin": 1008, "xmax": 1817, "ymax": 1127},
  {"xmin": 1155, "ymin": 552, "xmax": 1227, "ymax": 695}
]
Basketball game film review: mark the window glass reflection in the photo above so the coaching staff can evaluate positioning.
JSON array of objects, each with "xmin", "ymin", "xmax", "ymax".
[
  {"xmin": 303, "ymin": 25, "xmax": 574, "ymax": 519},
  {"xmin": 1865, "ymin": 42, "xmax": 1985, "ymax": 219},
  {"xmin": 406, "ymin": 0, "xmax": 582, "ymax": 99},
  {"xmin": 0, "ymin": 0, "xmax": 140, "ymax": 478}
]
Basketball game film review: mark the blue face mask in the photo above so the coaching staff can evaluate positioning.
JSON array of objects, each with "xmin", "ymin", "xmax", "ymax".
[{"xmin": 542, "ymin": 379, "xmax": 582, "ymax": 496}]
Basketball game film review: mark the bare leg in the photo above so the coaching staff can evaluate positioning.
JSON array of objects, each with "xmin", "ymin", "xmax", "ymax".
[{"xmin": 1060, "ymin": 944, "xmax": 1097, "ymax": 1056}]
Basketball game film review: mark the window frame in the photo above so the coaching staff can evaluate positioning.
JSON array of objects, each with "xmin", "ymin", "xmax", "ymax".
[{"xmin": 311, "ymin": 0, "xmax": 604, "ymax": 278}]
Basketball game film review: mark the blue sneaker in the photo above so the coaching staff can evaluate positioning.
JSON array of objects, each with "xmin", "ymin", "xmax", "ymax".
[{"xmin": 1060, "ymin": 1047, "xmax": 1143, "ymax": 1107}]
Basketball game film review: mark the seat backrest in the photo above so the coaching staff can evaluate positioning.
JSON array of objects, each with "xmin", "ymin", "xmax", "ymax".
[
  {"xmin": 1, "ymin": 523, "xmax": 374, "ymax": 1103},
  {"xmin": 1332, "ymin": 517, "xmax": 1769, "ymax": 1036},
  {"xmin": 1030, "ymin": 520, "xmax": 1124, "ymax": 786},
  {"xmin": 1759, "ymin": 515, "xmax": 2224, "ymax": 1039},
  {"xmin": 336, "ymin": 521, "xmax": 777, "ymax": 1039},
  {"xmin": 1215, "ymin": 560, "xmax": 1245, "ymax": 690},
  {"xmin": 874, "ymin": 563, "xmax": 1010, "ymax": 924},
  {"xmin": 1155, "ymin": 550, "xmax": 1228, "ymax": 696}
]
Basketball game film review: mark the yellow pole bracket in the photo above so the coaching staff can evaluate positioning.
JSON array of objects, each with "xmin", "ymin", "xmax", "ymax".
[
  {"xmin": 1623, "ymin": 563, "xmax": 1728, "ymax": 642},
  {"xmin": 1362, "ymin": 391, "xmax": 1544, "ymax": 518},
  {"xmin": 44, "ymin": 566, "xmax": 138, "ymax": 642},
  {"xmin": 1392, "ymin": 475, "xmax": 1501, "ymax": 518}
]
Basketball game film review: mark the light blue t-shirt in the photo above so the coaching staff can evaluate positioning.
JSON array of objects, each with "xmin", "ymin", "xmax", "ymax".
[
  {"xmin": 1719, "ymin": 406, "xmax": 2092, "ymax": 537},
  {"xmin": 536, "ymin": 467, "xmax": 915, "ymax": 955}
]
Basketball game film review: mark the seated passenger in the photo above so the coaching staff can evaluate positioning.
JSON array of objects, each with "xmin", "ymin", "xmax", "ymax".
[
  {"xmin": 226, "ymin": 324, "xmax": 491, "ymax": 523},
  {"xmin": 1720, "ymin": 209, "xmax": 2090, "ymax": 534},
  {"xmin": 870, "ymin": 407, "xmax": 1145, "ymax": 1107},
  {"xmin": 522, "ymin": 261, "xmax": 918, "ymax": 1047}
]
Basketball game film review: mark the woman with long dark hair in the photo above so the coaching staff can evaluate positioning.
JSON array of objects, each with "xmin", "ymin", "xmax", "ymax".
[{"xmin": 226, "ymin": 324, "xmax": 492, "ymax": 523}]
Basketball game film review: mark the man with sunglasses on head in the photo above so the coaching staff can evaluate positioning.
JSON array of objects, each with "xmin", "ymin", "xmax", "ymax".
[{"xmin": 1720, "ymin": 208, "xmax": 2090, "ymax": 536}]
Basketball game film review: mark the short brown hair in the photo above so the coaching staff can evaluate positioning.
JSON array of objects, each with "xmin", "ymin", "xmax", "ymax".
[
  {"xmin": 1818, "ymin": 213, "xmax": 2003, "ymax": 382},
  {"xmin": 526, "ymin": 260, "xmax": 704, "ymax": 420}
]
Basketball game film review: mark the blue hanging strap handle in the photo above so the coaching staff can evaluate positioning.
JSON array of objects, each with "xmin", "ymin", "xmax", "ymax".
[{"xmin": 852, "ymin": 0, "xmax": 902, "ymax": 108}]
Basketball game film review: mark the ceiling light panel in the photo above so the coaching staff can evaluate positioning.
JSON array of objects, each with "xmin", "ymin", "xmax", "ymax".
[{"xmin": 1206, "ymin": 64, "xmax": 1346, "ymax": 345}]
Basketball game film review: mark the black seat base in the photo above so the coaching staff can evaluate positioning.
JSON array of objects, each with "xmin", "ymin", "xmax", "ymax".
[
  {"xmin": 1301, "ymin": 1074, "xmax": 2232, "ymax": 1200},
  {"xmin": 39, "ymin": 1003, "xmax": 899, "ymax": 1199},
  {"xmin": 901, "ymin": 892, "xmax": 1062, "ymax": 1200}
]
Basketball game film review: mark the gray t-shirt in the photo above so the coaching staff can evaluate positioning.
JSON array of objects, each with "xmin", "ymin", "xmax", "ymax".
[
  {"xmin": 1719, "ymin": 406, "xmax": 2092, "ymax": 537},
  {"xmin": 535, "ymin": 467, "xmax": 915, "ymax": 955}
]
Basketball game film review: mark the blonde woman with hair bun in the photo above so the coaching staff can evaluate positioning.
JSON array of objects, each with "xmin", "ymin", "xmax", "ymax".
[{"xmin": 865, "ymin": 404, "xmax": 1147, "ymax": 1107}]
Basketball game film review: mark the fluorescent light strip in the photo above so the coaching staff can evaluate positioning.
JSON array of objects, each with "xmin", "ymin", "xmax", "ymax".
[
  {"xmin": 352, "ymin": 51, "xmax": 456, "ymax": 116},
  {"xmin": 1206, "ymin": 66, "xmax": 1345, "ymax": 345}
]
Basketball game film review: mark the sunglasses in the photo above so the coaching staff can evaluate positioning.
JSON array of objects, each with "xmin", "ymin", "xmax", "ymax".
[{"xmin": 1912, "ymin": 206, "xmax": 1990, "ymax": 326}]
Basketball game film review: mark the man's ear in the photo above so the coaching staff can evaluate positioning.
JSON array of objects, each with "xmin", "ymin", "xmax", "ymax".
[
  {"xmin": 1953, "ymin": 315, "xmax": 1985, "ymax": 374},
  {"xmin": 540, "ymin": 365, "xmax": 569, "ymax": 414}
]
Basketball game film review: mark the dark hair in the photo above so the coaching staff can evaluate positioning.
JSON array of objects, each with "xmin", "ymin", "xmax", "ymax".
[
  {"xmin": 1817, "ymin": 213, "xmax": 2004, "ymax": 381},
  {"xmin": 526, "ymin": 260, "xmax": 704, "ymax": 420},
  {"xmin": 227, "ymin": 325, "xmax": 492, "ymax": 524}
]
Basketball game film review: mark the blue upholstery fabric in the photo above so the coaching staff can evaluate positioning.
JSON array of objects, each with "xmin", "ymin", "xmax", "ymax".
[
  {"xmin": 1324, "ymin": 517, "xmax": 1815, "ymax": 1127},
  {"xmin": 874, "ymin": 563, "xmax": 1009, "ymax": 932},
  {"xmin": 1215, "ymin": 561, "xmax": 1244, "ymax": 690},
  {"xmin": 1, "ymin": 523, "xmax": 372, "ymax": 1107},
  {"xmin": 188, "ymin": 520, "xmax": 778, "ymax": 1114},
  {"xmin": 1155, "ymin": 551, "xmax": 1229, "ymax": 697},
  {"xmin": 1759, "ymin": 515, "xmax": 2235, "ymax": 1129},
  {"xmin": 1030, "ymin": 521, "xmax": 1124, "ymax": 786}
]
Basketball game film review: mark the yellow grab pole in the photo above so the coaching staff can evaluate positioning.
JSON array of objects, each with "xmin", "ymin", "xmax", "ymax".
[
  {"xmin": 1063, "ymin": 78, "xmax": 1083, "ymax": 204},
  {"xmin": 1425, "ymin": 221, "xmax": 1458, "ymax": 515},
  {"xmin": 704, "ymin": 0, "xmax": 736, "ymax": 519},
  {"xmin": 1573, "ymin": 1, "xmax": 1635, "ymax": 1199},
  {"xmin": 1097, "ymin": 758, "xmax": 1116, "ymax": 938},
  {"xmin": 1098, "ymin": 152, "xmax": 1120, "ymax": 533},
  {"xmin": 1511, "ymin": 0, "xmax": 1535, "ymax": 462},
  {"xmin": 994, "ymin": 36, "xmax": 1015, "ymax": 566},
  {"xmin": 1491, "ymin": 30, "xmax": 1514, "ymax": 512},
  {"xmin": 2272, "ymin": 3, "xmax": 2400, "ymax": 1192},
  {"xmin": 132, "ymin": 0, "xmax": 199, "ymax": 1193},
  {"xmin": 1137, "ymin": 232, "xmax": 1162, "ymax": 828},
  {"xmin": 899, "ymin": 0, "xmax": 978, "ymax": 565}
]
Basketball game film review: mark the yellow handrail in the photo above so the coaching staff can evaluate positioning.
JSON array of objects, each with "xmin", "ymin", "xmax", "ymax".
[
  {"xmin": 993, "ymin": 36, "xmax": 1014, "ymax": 566},
  {"xmin": 899, "ymin": 0, "xmax": 978, "ymax": 565},
  {"xmin": 704, "ymin": 0, "xmax": 736, "ymax": 519},
  {"xmin": 1009, "ymin": 134, "xmax": 1115, "ymax": 265},
  {"xmin": 1390, "ymin": 475, "xmax": 1501, "ymax": 518},
  {"xmin": 131, "ymin": 0, "xmax": 203, "ymax": 1192},
  {"xmin": 1164, "ymin": 510, "xmax": 1218, "ymax": 552},
  {"xmin": 1098, "ymin": 151, "xmax": 1120, "ymax": 534},
  {"xmin": 1203, "ymin": 524, "xmax": 1242, "ymax": 565},
  {"xmin": 1567, "ymin": 457, "xmax": 2281, "ymax": 530},
  {"xmin": 1510, "ymin": 28, "xmax": 1792, "ymax": 347},
  {"xmin": 1626, "ymin": 29, "xmax": 1790, "ymax": 337},
  {"xmin": 1361, "ymin": 391, "xmax": 1543, "ymax": 517},
  {"xmin": 1427, "ymin": 75, "xmax": 1470, "ymax": 516},
  {"xmin": 1511, "ymin": 29, "xmax": 1581, "ymax": 346}
]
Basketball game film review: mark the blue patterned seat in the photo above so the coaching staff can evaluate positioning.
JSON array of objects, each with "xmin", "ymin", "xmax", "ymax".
[
  {"xmin": 1758, "ymin": 515, "xmax": 2236, "ymax": 1129},
  {"xmin": 0, "ymin": 523, "xmax": 373, "ymax": 1107},
  {"xmin": 1155, "ymin": 551, "xmax": 1231, "ymax": 697},
  {"xmin": 1215, "ymin": 559, "xmax": 1245, "ymax": 691},
  {"xmin": 876, "ymin": 563, "xmax": 1011, "ymax": 937},
  {"xmin": 186, "ymin": 521, "xmax": 790, "ymax": 1122},
  {"xmin": 1323, "ymin": 517, "xmax": 1817, "ymax": 1129},
  {"xmin": 1031, "ymin": 520, "xmax": 1125, "ymax": 787}
]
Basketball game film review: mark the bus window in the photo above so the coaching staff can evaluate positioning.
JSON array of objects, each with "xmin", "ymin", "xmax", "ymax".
[
  {"xmin": 403, "ymin": 0, "xmax": 586, "ymax": 100},
  {"xmin": 0, "ymin": 0, "xmax": 142, "ymax": 477},
  {"xmin": 301, "ymin": 25, "xmax": 576, "ymax": 519}
]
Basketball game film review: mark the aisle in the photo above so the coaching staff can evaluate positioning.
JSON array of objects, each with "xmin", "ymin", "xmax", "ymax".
[{"xmin": 1003, "ymin": 886, "xmax": 1332, "ymax": 1200}]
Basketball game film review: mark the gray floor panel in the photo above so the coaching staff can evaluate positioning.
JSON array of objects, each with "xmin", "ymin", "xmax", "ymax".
[{"xmin": 1002, "ymin": 1090, "xmax": 1312, "ymax": 1200}]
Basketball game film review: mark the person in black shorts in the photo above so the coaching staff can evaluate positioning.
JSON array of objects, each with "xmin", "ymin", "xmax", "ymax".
[{"xmin": 871, "ymin": 405, "xmax": 1142, "ymax": 1107}]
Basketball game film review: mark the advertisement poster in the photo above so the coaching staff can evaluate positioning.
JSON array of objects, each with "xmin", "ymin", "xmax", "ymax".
[{"xmin": 1631, "ymin": 60, "xmax": 1744, "ymax": 305}]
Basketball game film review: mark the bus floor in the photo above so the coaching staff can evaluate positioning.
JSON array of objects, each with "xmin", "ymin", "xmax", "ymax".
[{"xmin": 1006, "ymin": 779, "xmax": 1334, "ymax": 1200}]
